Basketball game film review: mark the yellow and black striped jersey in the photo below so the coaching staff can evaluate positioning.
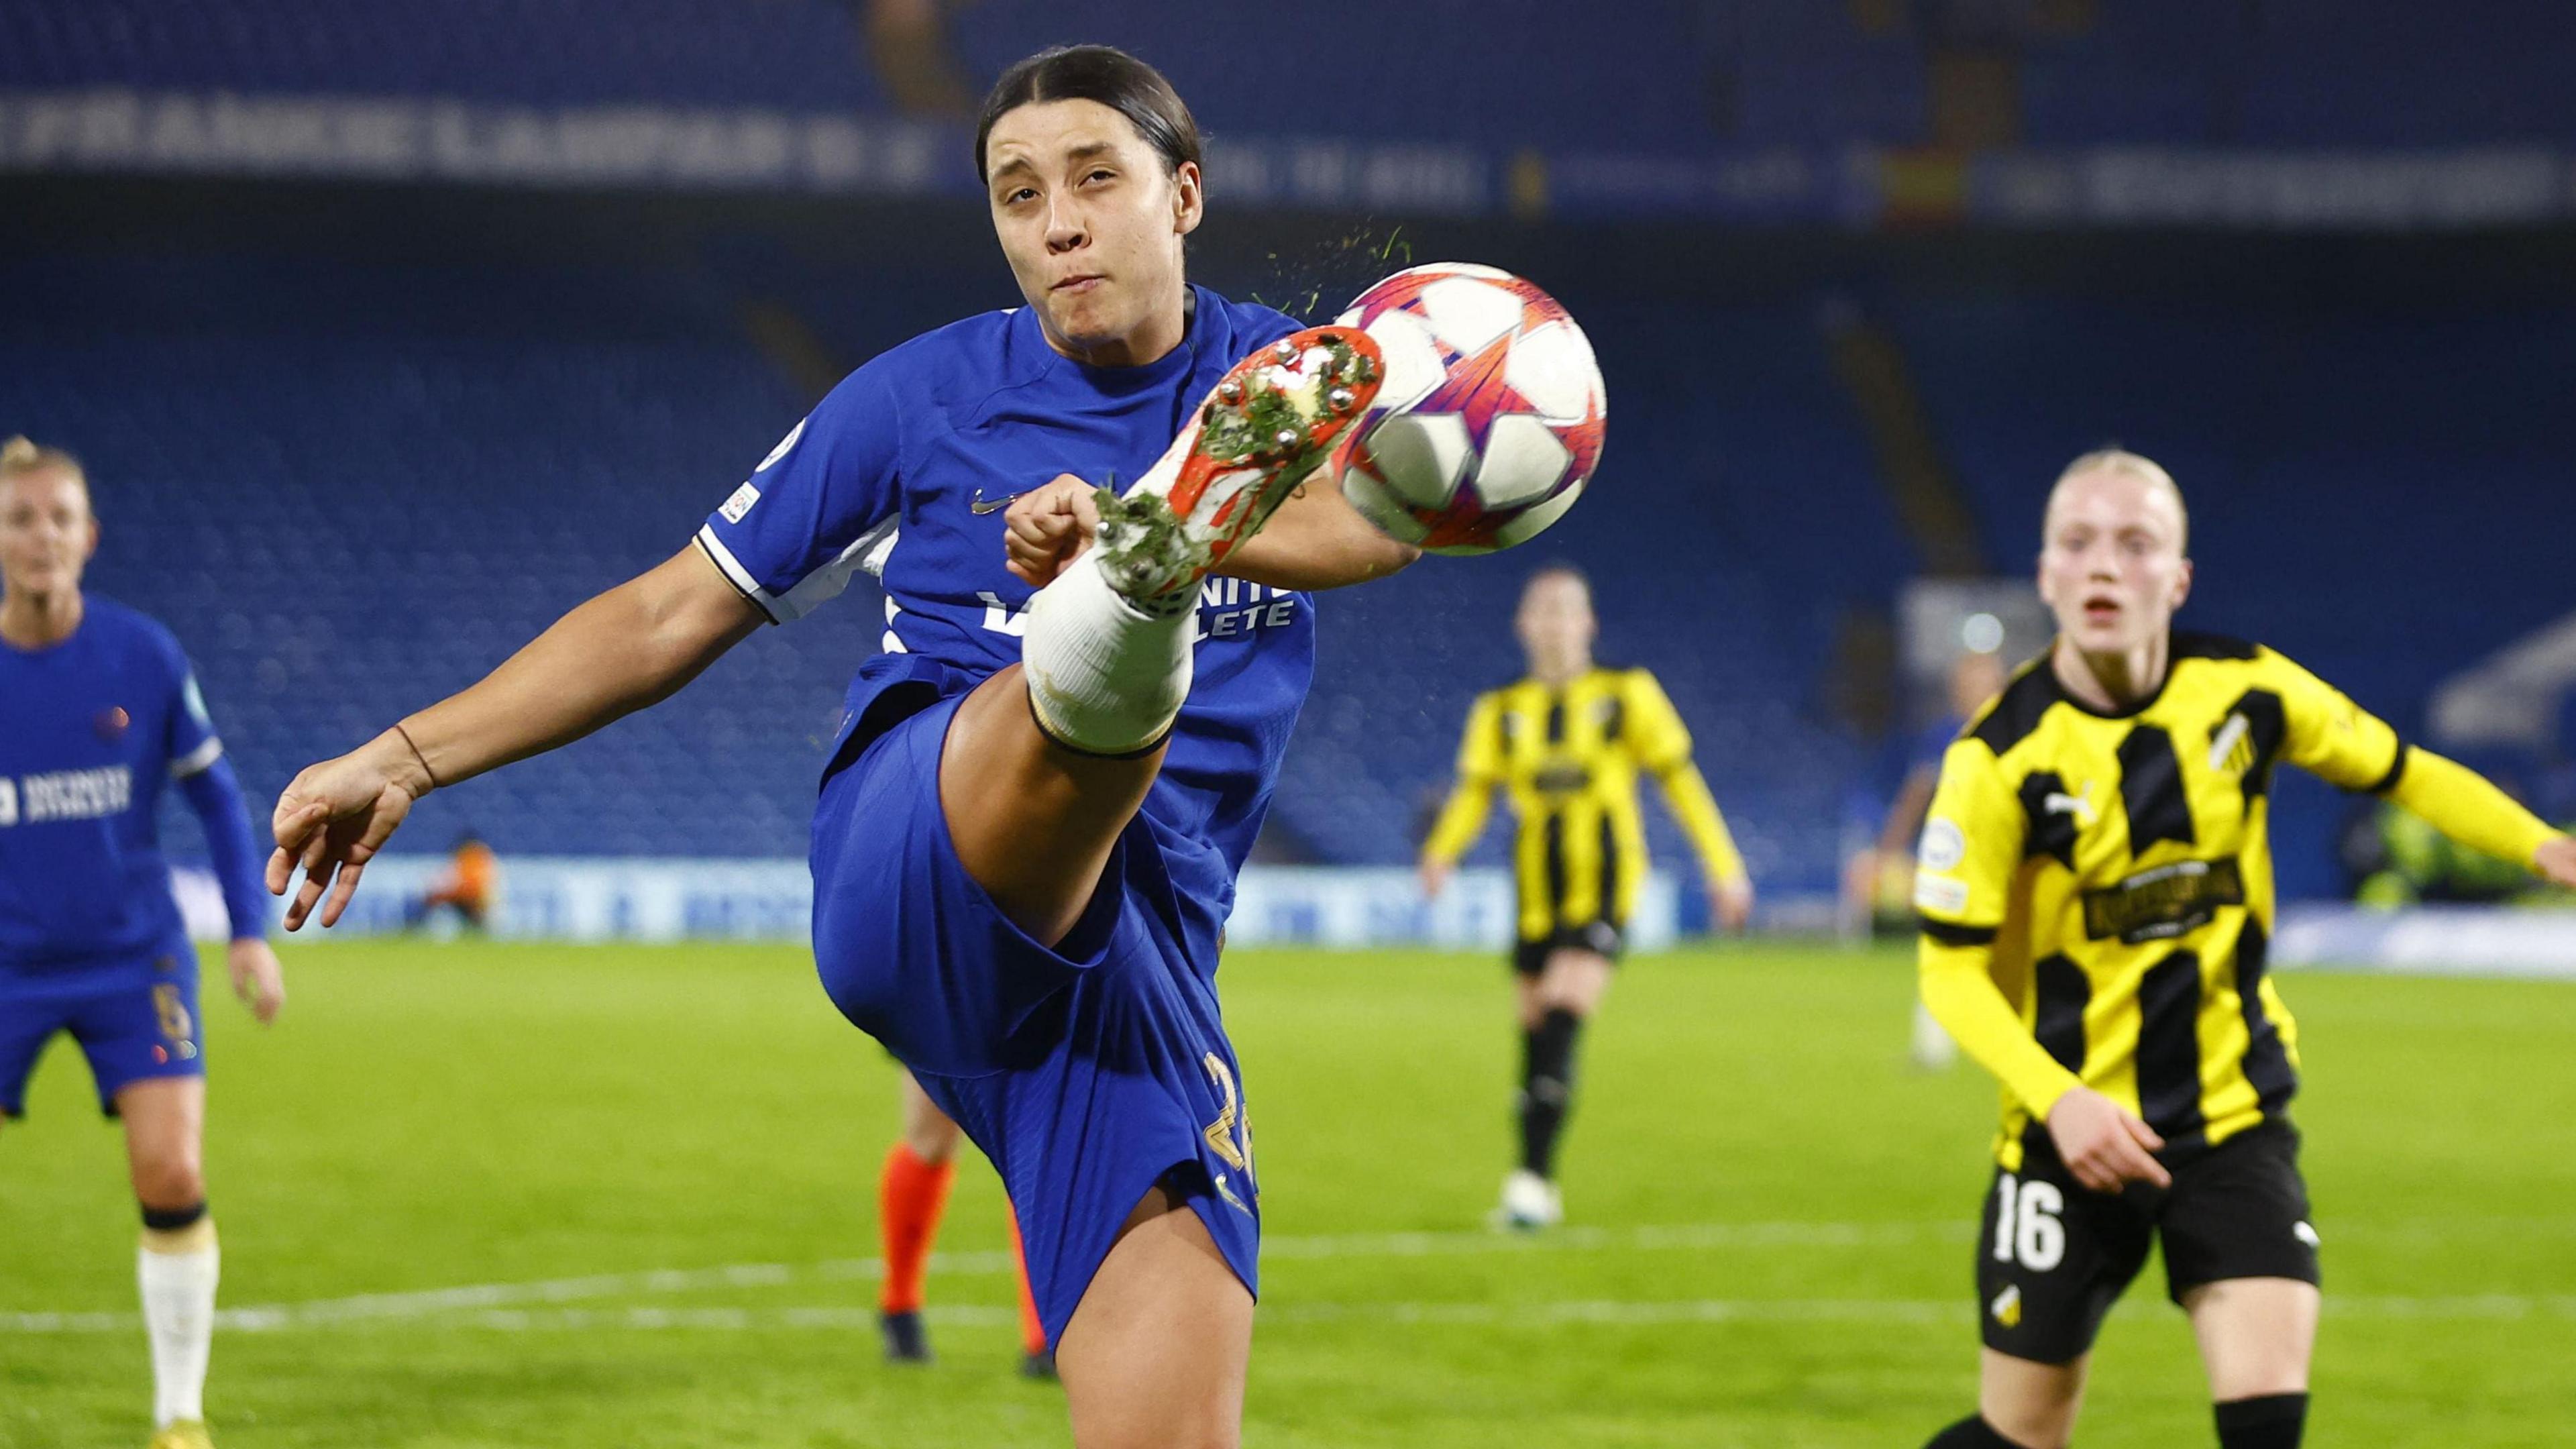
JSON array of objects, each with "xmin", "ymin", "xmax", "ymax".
[
  {"xmin": 1917, "ymin": 633, "xmax": 2559, "ymax": 1169},
  {"xmin": 1424, "ymin": 666, "xmax": 1744, "ymax": 941}
]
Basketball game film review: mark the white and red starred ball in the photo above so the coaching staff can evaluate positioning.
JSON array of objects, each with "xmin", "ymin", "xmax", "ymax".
[{"xmin": 1330, "ymin": 262, "xmax": 1605, "ymax": 555}]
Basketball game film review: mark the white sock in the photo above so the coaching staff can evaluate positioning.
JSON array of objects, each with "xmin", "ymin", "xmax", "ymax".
[
  {"xmin": 138, "ymin": 1218, "xmax": 219, "ymax": 1426},
  {"xmin": 1021, "ymin": 549, "xmax": 1193, "ymax": 756},
  {"xmin": 1911, "ymin": 1000, "xmax": 1957, "ymax": 1070}
]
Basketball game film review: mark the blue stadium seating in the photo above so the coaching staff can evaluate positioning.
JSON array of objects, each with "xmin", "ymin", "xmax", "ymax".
[
  {"xmin": 2019, "ymin": 0, "xmax": 2241, "ymax": 146},
  {"xmin": 1711, "ymin": 0, "xmax": 1929, "ymax": 149},
  {"xmin": 9, "ymin": 0, "xmax": 2575, "ymax": 157},
  {"xmin": 9, "ymin": 254, "xmax": 843, "ymax": 860},
  {"xmin": 2235, "ymin": 0, "xmax": 2576, "ymax": 148},
  {"xmin": 0, "ymin": 0, "xmax": 884, "ymax": 109},
  {"xmin": 0, "ymin": 1, "xmax": 1718, "ymax": 154},
  {"xmin": 6, "ymin": 250, "xmax": 1898, "ymax": 897},
  {"xmin": 11, "ymin": 248, "xmax": 2560, "ymax": 901}
]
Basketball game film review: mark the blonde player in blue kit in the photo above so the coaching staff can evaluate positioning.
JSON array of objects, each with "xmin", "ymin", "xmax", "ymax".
[
  {"xmin": 0, "ymin": 438, "xmax": 286, "ymax": 1449},
  {"xmin": 266, "ymin": 46, "xmax": 1418, "ymax": 1449}
]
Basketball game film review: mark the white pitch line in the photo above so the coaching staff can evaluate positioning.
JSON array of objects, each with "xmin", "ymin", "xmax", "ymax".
[
  {"xmin": 0, "ymin": 1218, "xmax": 1967, "ymax": 1334},
  {"xmin": 10, "ymin": 1214, "xmax": 2573, "ymax": 1338},
  {"xmin": 12, "ymin": 1295, "xmax": 2576, "ymax": 1338},
  {"xmin": 1261, "ymin": 1218, "xmax": 1951, "ymax": 1262}
]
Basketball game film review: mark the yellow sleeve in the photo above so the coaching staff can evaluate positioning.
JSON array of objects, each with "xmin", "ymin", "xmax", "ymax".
[
  {"xmin": 2268, "ymin": 647, "xmax": 2408, "ymax": 792},
  {"xmin": 1622, "ymin": 670, "xmax": 1746, "ymax": 881},
  {"xmin": 2267, "ymin": 647, "xmax": 2562, "ymax": 868},
  {"xmin": 1421, "ymin": 694, "xmax": 1504, "ymax": 866},
  {"xmin": 1655, "ymin": 762, "xmax": 1748, "ymax": 885},
  {"xmin": 1915, "ymin": 738, "xmax": 2083, "ymax": 1121},
  {"xmin": 1623, "ymin": 669, "xmax": 1694, "ymax": 773},
  {"xmin": 2384, "ymin": 747, "xmax": 2563, "ymax": 871}
]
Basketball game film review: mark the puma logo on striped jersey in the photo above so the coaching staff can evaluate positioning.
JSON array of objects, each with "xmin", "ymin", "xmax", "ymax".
[{"xmin": 2043, "ymin": 785, "xmax": 2098, "ymax": 824}]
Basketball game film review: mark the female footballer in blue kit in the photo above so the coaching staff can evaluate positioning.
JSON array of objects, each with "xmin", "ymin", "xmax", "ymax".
[
  {"xmin": 1, "ymin": 438, "xmax": 286, "ymax": 1449},
  {"xmin": 267, "ymin": 46, "xmax": 1413, "ymax": 1448}
]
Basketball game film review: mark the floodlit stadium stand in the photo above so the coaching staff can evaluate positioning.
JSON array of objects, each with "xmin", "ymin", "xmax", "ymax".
[{"xmin": 9, "ymin": 0, "xmax": 2576, "ymax": 154}]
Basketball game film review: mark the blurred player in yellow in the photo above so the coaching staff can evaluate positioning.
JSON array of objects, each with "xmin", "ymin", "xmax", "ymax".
[
  {"xmin": 1914, "ymin": 451, "xmax": 2576, "ymax": 1449},
  {"xmin": 1420, "ymin": 564, "xmax": 1753, "ymax": 1229}
]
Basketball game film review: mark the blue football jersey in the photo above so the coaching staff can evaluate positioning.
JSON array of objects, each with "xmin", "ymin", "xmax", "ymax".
[
  {"xmin": 0, "ymin": 597, "xmax": 224, "ymax": 970},
  {"xmin": 696, "ymin": 286, "xmax": 1314, "ymax": 945}
]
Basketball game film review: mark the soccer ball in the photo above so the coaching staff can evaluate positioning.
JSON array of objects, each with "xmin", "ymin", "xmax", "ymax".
[{"xmin": 1330, "ymin": 262, "xmax": 1605, "ymax": 555}]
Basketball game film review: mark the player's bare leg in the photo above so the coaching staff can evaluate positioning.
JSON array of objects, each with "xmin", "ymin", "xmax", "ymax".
[
  {"xmin": 945, "ymin": 329, "xmax": 1379, "ymax": 943},
  {"xmin": 118, "ymin": 1077, "xmax": 219, "ymax": 1447},
  {"xmin": 2186, "ymin": 1277, "xmax": 2316, "ymax": 1444},
  {"xmin": 1523, "ymin": 946, "xmax": 1614, "ymax": 1026},
  {"xmin": 941, "ymin": 676, "xmax": 1170, "ymax": 942},
  {"xmin": 897, "ymin": 1068, "xmax": 964, "ymax": 1163},
  {"xmin": 121, "ymin": 1077, "xmax": 207, "ymax": 1221},
  {"xmin": 1950, "ymin": 1348, "xmax": 2088, "ymax": 1448},
  {"xmin": 1055, "ymin": 1184, "xmax": 1252, "ymax": 1449}
]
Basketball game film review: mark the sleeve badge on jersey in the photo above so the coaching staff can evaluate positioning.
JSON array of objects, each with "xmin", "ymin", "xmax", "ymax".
[
  {"xmin": 1916, "ymin": 873, "xmax": 1970, "ymax": 916},
  {"xmin": 719, "ymin": 481, "xmax": 762, "ymax": 524},
  {"xmin": 1919, "ymin": 817, "xmax": 1966, "ymax": 873}
]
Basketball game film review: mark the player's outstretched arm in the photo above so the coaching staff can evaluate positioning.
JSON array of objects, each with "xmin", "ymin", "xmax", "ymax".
[
  {"xmin": 174, "ymin": 755, "xmax": 288, "ymax": 1020},
  {"xmin": 2383, "ymin": 747, "xmax": 2576, "ymax": 889},
  {"xmin": 1625, "ymin": 672, "xmax": 1753, "ymax": 928},
  {"xmin": 1002, "ymin": 473, "xmax": 1415, "ymax": 594},
  {"xmin": 268, "ymin": 545, "xmax": 764, "ymax": 930},
  {"xmin": 1218, "ymin": 479, "xmax": 1417, "ymax": 592},
  {"xmin": 1419, "ymin": 694, "xmax": 1506, "ymax": 900},
  {"xmin": 1652, "ymin": 762, "xmax": 1754, "ymax": 931},
  {"xmin": 2539, "ymin": 836, "xmax": 2576, "ymax": 889},
  {"xmin": 2273, "ymin": 650, "xmax": 2575, "ymax": 888},
  {"xmin": 1417, "ymin": 782, "xmax": 1490, "ymax": 900}
]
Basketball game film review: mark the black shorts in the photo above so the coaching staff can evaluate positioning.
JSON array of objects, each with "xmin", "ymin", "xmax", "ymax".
[
  {"xmin": 1974, "ymin": 1119, "xmax": 2320, "ymax": 1364},
  {"xmin": 1511, "ymin": 919, "xmax": 1625, "ymax": 977}
]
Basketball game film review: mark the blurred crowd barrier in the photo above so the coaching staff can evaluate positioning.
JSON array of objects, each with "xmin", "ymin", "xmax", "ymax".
[{"xmin": 172, "ymin": 863, "xmax": 1682, "ymax": 951}]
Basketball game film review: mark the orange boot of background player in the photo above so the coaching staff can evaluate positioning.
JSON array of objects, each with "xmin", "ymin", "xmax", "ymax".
[{"xmin": 875, "ymin": 1072, "xmax": 1055, "ymax": 1380}]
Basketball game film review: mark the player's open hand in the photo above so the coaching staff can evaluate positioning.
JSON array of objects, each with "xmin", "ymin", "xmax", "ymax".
[
  {"xmin": 2045, "ymin": 1085, "xmax": 2170, "ymax": 1193},
  {"xmin": 1002, "ymin": 474, "xmax": 1102, "ymax": 588},
  {"xmin": 227, "ymin": 938, "xmax": 286, "ymax": 1024},
  {"xmin": 2535, "ymin": 835, "xmax": 2576, "ymax": 891},
  {"xmin": 268, "ymin": 730, "xmax": 431, "ymax": 931},
  {"xmin": 1419, "ymin": 857, "xmax": 1454, "ymax": 900},
  {"xmin": 1712, "ymin": 874, "xmax": 1755, "ymax": 933}
]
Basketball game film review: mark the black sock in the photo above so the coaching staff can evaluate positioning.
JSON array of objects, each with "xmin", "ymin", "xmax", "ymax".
[
  {"xmin": 1517, "ymin": 1008, "xmax": 1582, "ymax": 1178},
  {"xmin": 1927, "ymin": 1413, "xmax": 2019, "ymax": 1444},
  {"xmin": 140, "ymin": 1199, "xmax": 209, "ymax": 1232},
  {"xmin": 1923, "ymin": 1416, "xmax": 2020, "ymax": 1448},
  {"xmin": 2215, "ymin": 1393, "xmax": 2306, "ymax": 1449}
]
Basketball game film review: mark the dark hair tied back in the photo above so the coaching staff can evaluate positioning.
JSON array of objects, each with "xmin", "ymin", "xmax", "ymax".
[{"xmin": 975, "ymin": 44, "xmax": 1203, "ymax": 182}]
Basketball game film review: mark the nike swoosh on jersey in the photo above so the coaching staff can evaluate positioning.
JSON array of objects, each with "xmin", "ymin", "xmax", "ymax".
[{"xmin": 971, "ymin": 474, "xmax": 1113, "ymax": 515}]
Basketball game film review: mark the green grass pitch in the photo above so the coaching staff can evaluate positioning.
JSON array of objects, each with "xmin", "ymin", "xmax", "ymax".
[{"xmin": 5, "ymin": 939, "xmax": 2572, "ymax": 1447}]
